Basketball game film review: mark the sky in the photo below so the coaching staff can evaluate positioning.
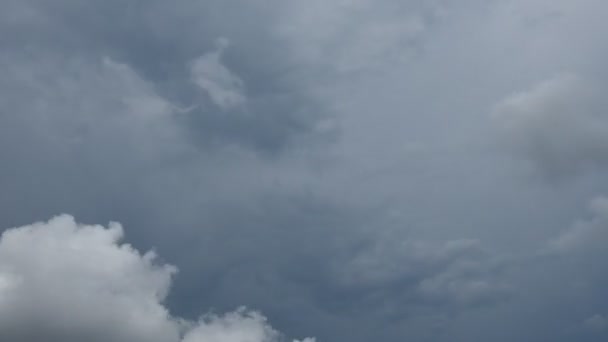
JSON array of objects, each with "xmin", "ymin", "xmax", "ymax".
[{"xmin": 1, "ymin": 0, "xmax": 608, "ymax": 341}]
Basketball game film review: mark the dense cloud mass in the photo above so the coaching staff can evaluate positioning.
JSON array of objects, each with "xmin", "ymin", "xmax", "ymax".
[
  {"xmin": 493, "ymin": 73, "xmax": 608, "ymax": 178},
  {"xmin": 1, "ymin": 0, "xmax": 608, "ymax": 341}
]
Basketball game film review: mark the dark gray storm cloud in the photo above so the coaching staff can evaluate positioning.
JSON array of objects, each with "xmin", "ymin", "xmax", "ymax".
[
  {"xmin": 1, "ymin": 0, "xmax": 608, "ymax": 341},
  {"xmin": 1, "ymin": 0, "xmax": 333, "ymax": 154}
]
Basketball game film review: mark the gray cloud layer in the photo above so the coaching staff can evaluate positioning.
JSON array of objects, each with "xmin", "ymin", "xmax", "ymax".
[
  {"xmin": 1, "ymin": 0, "xmax": 608, "ymax": 341},
  {"xmin": 493, "ymin": 73, "xmax": 608, "ymax": 178}
]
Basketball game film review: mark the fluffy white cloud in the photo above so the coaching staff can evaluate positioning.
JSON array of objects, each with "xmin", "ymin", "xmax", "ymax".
[
  {"xmin": 183, "ymin": 308, "xmax": 316, "ymax": 342},
  {"xmin": 0, "ymin": 215, "xmax": 314, "ymax": 342},
  {"xmin": 0, "ymin": 215, "xmax": 179, "ymax": 342}
]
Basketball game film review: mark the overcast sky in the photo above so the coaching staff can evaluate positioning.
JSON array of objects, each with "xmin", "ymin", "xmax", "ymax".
[{"xmin": 1, "ymin": 0, "xmax": 608, "ymax": 341}]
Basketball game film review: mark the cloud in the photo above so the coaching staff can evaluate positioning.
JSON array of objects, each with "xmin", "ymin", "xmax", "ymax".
[
  {"xmin": 190, "ymin": 38, "xmax": 246, "ymax": 110},
  {"xmin": 275, "ymin": 0, "xmax": 443, "ymax": 73},
  {"xmin": 182, "ymin": 308, "xmax": 316, "ymax": 342},
  {"xmin": 0, "ymin": 215, "xmax": 179, "ymax": 342},
  {"xmin": 543, "ymin": 196, "xmax": 608, "ymax": 254},
  {"xmin": 0, "ymin": 215, "xmax": 313, "ymax": 342},
  {"xmin": 0, "ymin": 0, "xmax": 334, "ymax": 155},
  {"xmin": 584, "ymin": 314, "xmax": 608, "ymax": 332},
  {"xmin": 333, "ymin": 236, "xmax": 510, "ymax": 314},
  {"xmin": 492, "ymin": 73, "xmax": 608, "ymax": 178},
  {"xmin": 2, "ymin": 0, "xmax": 608, "ymax": 341}
]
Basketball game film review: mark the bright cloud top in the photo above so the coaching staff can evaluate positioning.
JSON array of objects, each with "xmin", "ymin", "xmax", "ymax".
[{"xmin": 0, "ymin": 215, "xmax": 314, "ymax": 342}]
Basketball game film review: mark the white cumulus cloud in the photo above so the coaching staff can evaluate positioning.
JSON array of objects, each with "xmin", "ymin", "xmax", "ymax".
[{"xmin": 0, "ymin": 215, "xmax": 314, "ymax": 342}]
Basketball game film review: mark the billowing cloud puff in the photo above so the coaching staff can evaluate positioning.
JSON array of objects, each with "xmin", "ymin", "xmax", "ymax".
[
  {"xmin": 0, "ymin": 215, "xmax": 314, "ymax": 342},
  {"xmin": 182, "ymin": 308, "xmax": 317, "ymax": 342},
  {"xmin": 492, "ymin": 73, "xmax": 608, "ymax": 178}
]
